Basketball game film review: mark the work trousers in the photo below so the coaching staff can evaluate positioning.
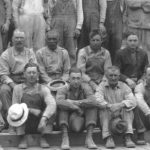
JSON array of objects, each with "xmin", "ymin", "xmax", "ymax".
[
  {"xmin": 16, "ymin": 114, "xmax": 53, "ymax": 135},
  {"xmin": 103, "ymin": 0, "xmax": 123, "ymax": 62},
  {"xmin": 19, "ymin": 13, "xmax": 46, "ymax": 52},
  {"xmin": 59, "ymin": 108, "xmax": 97, "ymax": 130},
  {"xmin": 0, "ymin": 84, "xmax": 12, "ymax": 120},
  {"xmin": 99, "ymin": 108, "xmax": 134, "ymax": 139}
]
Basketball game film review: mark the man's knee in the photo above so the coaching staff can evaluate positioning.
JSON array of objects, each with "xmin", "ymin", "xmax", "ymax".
[{"xmin": 0, "ymin": 84, "xmax": 11, "ymax": 94}]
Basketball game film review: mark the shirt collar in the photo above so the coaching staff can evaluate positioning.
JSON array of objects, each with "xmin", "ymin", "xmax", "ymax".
[
  {"xmin": 13, "ymin": 47, "xmax": 26, "ymax": 56},
  {"xmin": 22, "ymin": 83, "xmax": 39, "ymax": 90},
  {"xmin": 88, "ymin": 46, "xmax": 105, "ymax": 55},
  {"xmin": 126, "ymin": 46, "xmax": 140, "ymax": 53},
  {"xmin": 46, "ymin": 46, "xmax": 59, "ymax": 53},
  {"xmin": 104, "ymin": 81, "xmax": 121, "ymax": 89}
]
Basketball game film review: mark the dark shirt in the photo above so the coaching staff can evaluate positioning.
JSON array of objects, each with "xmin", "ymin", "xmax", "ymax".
[{"xmin": 114, "ymin": 47, "xmax": 149, "ymax": 82}]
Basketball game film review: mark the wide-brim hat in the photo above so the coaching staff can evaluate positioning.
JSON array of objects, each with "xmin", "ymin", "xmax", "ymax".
[
  {"xmin": 48, "ymin": 80, "xmax": 68, "ymax": 91},
  {"xmin": 7, "ymin": 103, "xmax": 29, "ymax": 127}
]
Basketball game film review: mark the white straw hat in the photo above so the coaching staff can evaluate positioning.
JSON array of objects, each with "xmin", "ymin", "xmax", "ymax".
[{"xmin": 7, "ymin": 103, "xmax": 29, "ymax": 127}]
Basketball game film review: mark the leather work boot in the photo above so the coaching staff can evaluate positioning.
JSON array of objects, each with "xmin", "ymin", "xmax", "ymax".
[
  {"xmin": 61, "ymin": 125, "xmax": 70, "ymax": 150},
  {"xmin": 40, "ymin": 135, "xmax": 50, "ymax": 148},
  {"xmin": 85, "ymin": 125, "xmax": 97, "ymax": 149},
  {"xmin": 18, "ymin": 135, "xmax": 28, "ymax": 149},
  {"xmin": 136, "ymin": 132, "xmax": 146, "ymax": 145},
  {"xmin": 124, "ymin": 134, "xmax": 135, "ymax": 148},
  {"xmin": 105, "ymin": 136, "xmax": 115, "ymax": 149}
]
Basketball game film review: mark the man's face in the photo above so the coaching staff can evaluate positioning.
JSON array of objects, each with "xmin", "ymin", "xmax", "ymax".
[
  {"xmin": 90, "ymin": 34, "xmax": 102, "ymax": 51},
  {"xmin": 146, "ymin": 68, "xmax": 150, "ymax": 85},
  {"xmin": 13, "ymin": 32, "xmax": 25, "ymax": 49},
  {"xmin": 126, "ymin": 35, "xmax": 139, "ymax": 49},
  {"xmin": 106, "ymin": 69, "xmax": 120, "ymax": 86},
  {"xmin": 46, "ymin": 33, "xmax": 58, "ymax": 50},
  {"xmin": 24, "ymin": 67, "xmax": 39, "ymax": 84},
  {"xmin": 69, "ymin": 72, "xmax": 82, "ymax": 88}
]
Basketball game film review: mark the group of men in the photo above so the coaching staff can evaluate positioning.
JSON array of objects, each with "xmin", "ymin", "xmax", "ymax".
[
  {"xmin": 1, "ymin": 0, "xmax": 150, "ymax": 63},
  {"xmin": 0, "ymin": 27, "xmax": 149, "ymax": 150},
  {"xmin": 0, "ymin": 0, "xmax": 150, "ymax": 150}
]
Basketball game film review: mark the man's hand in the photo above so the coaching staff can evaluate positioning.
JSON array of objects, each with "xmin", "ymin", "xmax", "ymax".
[
  {"xmin": 29, "ymin": 108, "xmax": 41, "ymax": 117},
  {"xmin": 99, "ymin": 23, "xmax": 106, "ymax": 34},
  {"xmin": 89, "ymin": 80, "xmax": 98, "ymax": 92},
  {"xmin": 109, "ymin": 103, "xmax": 125, "ymax": 113},
  {"xmin": 74, "ymin": 28, "xmax": 80, "ymax": 39},
  {"xmin": 126, "ymin": 78, "xmax": 136, "ymax": 89},
  {"xmin": 9, "ymin": 82, "xmax": 16, "ymax": 89},
  {"xmin": 38, "ymin": 117, "xmax": 47, "ymax": 133},
  {"xmin": 1, "ymin": 23, "xmax": 9, "ymax": 33}
]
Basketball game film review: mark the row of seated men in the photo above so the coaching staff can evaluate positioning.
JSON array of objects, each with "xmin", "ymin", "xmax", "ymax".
[{"xmin": 0, "ymin": 28, "xmax": 149, "ymax": 149}]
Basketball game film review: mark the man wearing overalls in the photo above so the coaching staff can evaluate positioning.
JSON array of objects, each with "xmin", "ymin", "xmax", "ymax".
[
  {"xmin": 49, "ymin": 0, "xmax": 83, "ymax": 66},
  {"xmin": 10, "ymin": 62, "xmax": 56, "ymax": 149},
  {"xmin": 78, "ymin": 0, "xmax": 107, "ymax": 50},
  {"xmin": 77, "ymin": 29, "xmax": 112, "ymax": 92}
]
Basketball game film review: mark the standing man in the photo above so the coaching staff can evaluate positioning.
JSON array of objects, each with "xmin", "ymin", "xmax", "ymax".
[
  {"xmin": 56, "ymin": 67, "xmax": 97, "ymax": 149},
  {"xmin": 36, "ymin": 30, "xmax": 70, "ymax": 84},
  {"xmin": 0, "ymin": 0, "xmax": 11, "ymax": 53},
  {"xmin": 77, "ymin": 29, "xmax": 112, "ymax": 92},
  {"xmin": 49, "ymin": 0, "xmax": 83, "ymax": 66},
  {"xmin": 95, "ymin": 66, "xmax": 136, "ymax": 148},
  {"xmin": 103, "ymin": 0, "xmax": 124, "ymax": 62},
  {"xmin": 78, "ymin": 0, "xmax": 107, "ymax": 49},
  {"xmin": 0, "ymin": 29, "xmax": 36, "ymax": 124},
  {"xmin": 12, "ymin": 0, "xmax": 49, "ymax": 52},
  {"xmin": 8, "ymin": 62, "xmax": 56, "ymax": 149},
  {"xmin": 123, "ymin": 0, "xmax": 150, "ymax": 61}
]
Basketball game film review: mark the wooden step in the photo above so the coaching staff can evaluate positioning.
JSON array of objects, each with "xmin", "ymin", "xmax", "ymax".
[{"xmin": 0, "ymin": 129, "xmax": 150, "ymax": 148}]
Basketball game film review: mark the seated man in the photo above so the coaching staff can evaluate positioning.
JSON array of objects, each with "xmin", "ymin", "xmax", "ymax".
[
  {"xmin": 114, "ymin": 31, "xmax": 148, "ymax": 144},
  {"xmin": 95, "ymin": 66, "xmax": 136, "ymax": 148},
  {"xmin": 115, "ymin": 31, "xmax": 148, "ymax": 89},
  {"xmin": 135, "ymin": 65, "xmax": 150, "ymax": 130},
  {"xmin": 0, "ymin": 29, "xmax": 36, "ymax": 125},
  {"xmin": 36, "ymin": 30, "xmax": 71, "ymax": 84},
  {"xmin": 77, "ymin": 29, "xmax": 112, "ymax": 92},
  {"xmin": 8, "ymin": 62, "xmax": 56, "ymax": 149},
  {"xmin": 56, "ymin": 67, "xmax": 97, "ymax": 150}
]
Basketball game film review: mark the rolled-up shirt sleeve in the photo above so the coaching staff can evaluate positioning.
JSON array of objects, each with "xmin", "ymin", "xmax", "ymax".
[
  {"xmin": 95, "ymin": 83, "xmax": 108, "ymax": 106},
  {"xmin": 122, "ymin": 84, "xmax": 136, "ymax": 110},
  {"xmin": 0, "ymin": 51, "xmax": 13, "ymax": 84},
  {"xmin": 42, "ymin": 86, "xmax": 56, "ymax": 119},
  {"xmin": 135, "ymin": 83, "xmax": 150, "ymax": 116},
  {"xmin": 104, "ymin": 50, "xmax": 112, "ymax": 71},
  {"xmin": 77, "ymin": 49, "xmax": 91, "ymax": 82},
  {"xmin": 76, "ymin": 0, "xmax": 83, "ymax": 29},
  {"xmin": 36, "ymin": 51, "xmax": 52, "ymax": 84},
  {"xmin": 99, "ymin": 0, "xmax": 107, "ymax": 23},
  {"xmin": 61, "ymin": 50, "xmax": 71, "ymax": 82}
]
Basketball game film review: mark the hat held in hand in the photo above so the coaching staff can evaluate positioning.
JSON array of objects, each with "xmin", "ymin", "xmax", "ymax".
[{"xmin": 7, "ymin": 103, "xmax": 29, "ymax": 127}]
